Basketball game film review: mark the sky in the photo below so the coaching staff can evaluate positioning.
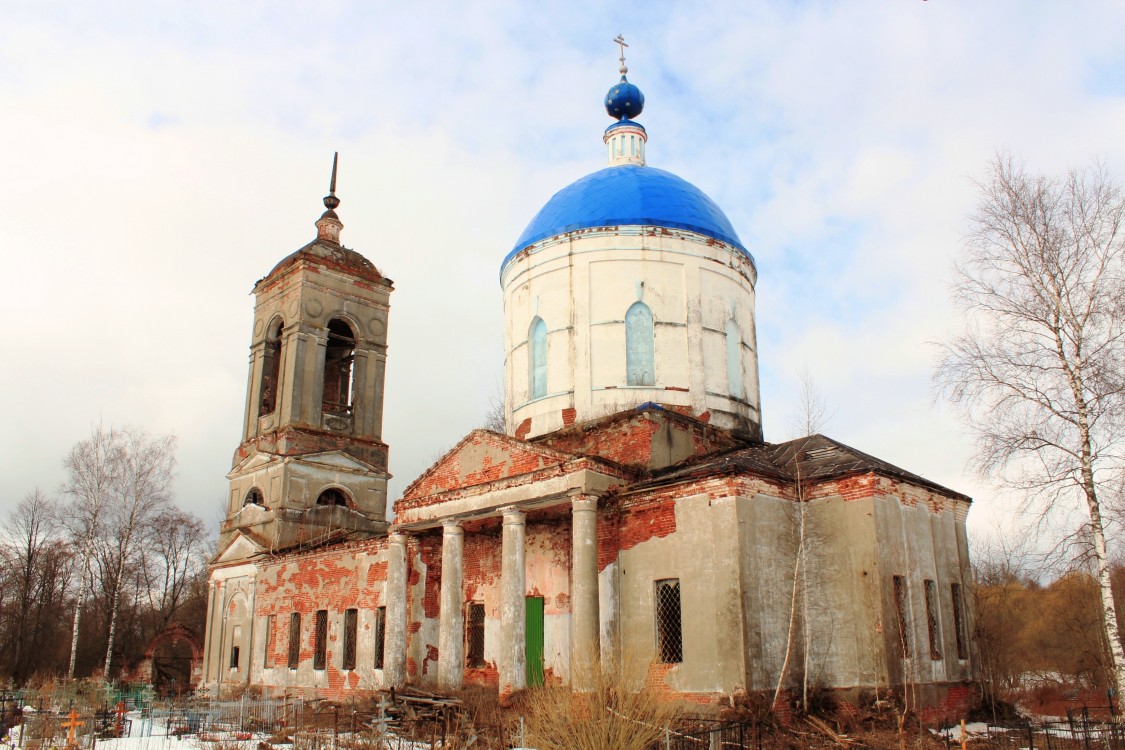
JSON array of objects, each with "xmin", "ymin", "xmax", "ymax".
[{"xmin": 2, "ymin": 1, "xmax": 1124, "ymax": 549}]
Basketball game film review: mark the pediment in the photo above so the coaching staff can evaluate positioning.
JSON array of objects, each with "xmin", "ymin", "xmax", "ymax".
[
  {"xmin": 300, "ymin": 451, "xmax": 382, "ymax": 473},
  {"xmin": 212, "ymin": 531, "xmax": 267, "ymax": 565},
  {"xmin": 228, "ymin": 451, "xmax": 280, "ymax": 478},
  {"xmin": 402, "ymin": 429, "xmax": 579, "ymax": 500},
  {"xmin": 228, "ymin": 449, "xmax": 382, "ymax": 479}
]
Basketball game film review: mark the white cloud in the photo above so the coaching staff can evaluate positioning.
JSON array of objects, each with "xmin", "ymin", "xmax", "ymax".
[{"xmin": 1, "ymin": 1, "xmax": 1123, "ymax": 557}]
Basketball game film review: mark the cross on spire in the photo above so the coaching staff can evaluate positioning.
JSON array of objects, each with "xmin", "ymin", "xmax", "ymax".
[{"xmin": 613, "ymin": 34, "xmax": 629, "ymax": 75}]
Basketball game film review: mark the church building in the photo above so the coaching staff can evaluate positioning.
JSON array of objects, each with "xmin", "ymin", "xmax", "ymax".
[{"xmin": 202, "ymin": 49, "xmax": 977, "ymax": 712}]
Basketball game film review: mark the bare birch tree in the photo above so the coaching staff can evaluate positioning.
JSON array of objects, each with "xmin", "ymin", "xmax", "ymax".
[
  {"xmin": 936, "ymin": 154, "xmax": 1125, "ymax": 695},
  {"xmin": 100, "ymin": 427, "xmax": 176, "ymax": 678},
  {"xmin": 61, "ymin": 424, "xmax": 121, "ymax": 678},
  {"xmin": 773, "ymin": 370, "xmax": 832, "ymax": 712}
]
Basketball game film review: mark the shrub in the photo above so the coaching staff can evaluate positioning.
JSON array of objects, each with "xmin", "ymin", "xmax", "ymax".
[{"xmin": 523, "ymin": 665, "xmax": 680, "ymax": 750}]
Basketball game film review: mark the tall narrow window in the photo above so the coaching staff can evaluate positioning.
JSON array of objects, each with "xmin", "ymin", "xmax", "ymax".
[
  {"xmin": 655, "ymin": 579, "xmax": 683, "ymax": 664},
  {"xmin": 313, "ymin": 610, "xmax": 328, "ymax": 670},
  {"xmin": 923, "ymin": 579, "xmax": 942, "ymax": 659},
  {"xmin": 229, "ymin": 625, "xmax": 242, "ymax": 669},
  {"xmin": 466, "ymin": 602, "xmax": 485, "ymax": 668},
  {"xmin": 892, "ymin": 575, "xmax": 910, "ymax": 657},
  {"xmin": 373, "ymin": 606, "xmax": 386, "ymax": 669},
  {"xmin": 264, "ymin": 614, "xmax": 274, "ymax": 668},
  {"xmin": 951, "ymin": 583, "xmax": 968, "ymax": 660},
  {"xmin": 260, "ymin": 319, "xmax": 283, "ymax": 415},
  {"xmin": 342, "ymin": 608, "xmax": 358, "ymax": 670},
  {"xmin": 288, "ymin": 613, "xmax": 301, "ymax": 669},
  {"xmin": 528, "ymin": 317, "xmax": 547, "ymax": 399},
  {"xmin": 322, "ymin": 319, "xmax": 356, "ymax": 414},
  {"xmin": 725, "ymin": 319, "xmax": 743, "ymax": 399},
  {"xmin": 626, "ymin": 302, "xmax": 655, "ymax": 386}
]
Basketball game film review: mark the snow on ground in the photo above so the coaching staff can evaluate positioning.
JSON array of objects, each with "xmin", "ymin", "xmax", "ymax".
[{"xmin": 2, "ymin": 711, "xmax": 435, "ymax": 750}]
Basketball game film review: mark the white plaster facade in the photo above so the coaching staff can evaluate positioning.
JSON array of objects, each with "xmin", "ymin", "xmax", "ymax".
[{"xmin": 502, "ymin": 228, "xmax": 761, "ymax": 440}]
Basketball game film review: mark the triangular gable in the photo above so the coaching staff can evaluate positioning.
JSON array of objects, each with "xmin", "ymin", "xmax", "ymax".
[
  {"xmin": 228, "ymin": 450, "xmax": 280, "ymax": 478},
  {"xmin": 299, "ymin": 450, "xmax": 383, "ymax": 473},
  {"xmin": 212, "ymin": 530, "xmax": 267, "ymax": 565},
  {"xmin": 402, "ymin": 429, "xmax": 580, "ymax": 500},
  {"xmin": 228, "ymin": 449, "xmax": 381, "ymax": 479},
  {"xmin": 536, "ymin": 406, "xmax": 744, "ymax": 471}
]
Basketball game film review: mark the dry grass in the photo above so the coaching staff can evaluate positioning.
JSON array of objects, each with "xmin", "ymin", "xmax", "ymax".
[{"xmin": 523, "ymin": 667, "xmax": 680, "ymax": 750}]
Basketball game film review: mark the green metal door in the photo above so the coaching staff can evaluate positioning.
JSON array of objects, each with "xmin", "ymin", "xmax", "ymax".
[{"xmin": 526, "ymin": 596, "xmax": 545, "ymax": 687}]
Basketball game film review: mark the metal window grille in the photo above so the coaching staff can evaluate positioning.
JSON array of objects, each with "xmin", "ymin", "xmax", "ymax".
[
  {"xmin": 343, "ymin": 609, "xmax": 358, "ymax": 670},
  {"xmin": 466, "ymin": 602, "xmax": 486, "ymax": 668},
  {"xmin": 655, "ymin": 579, "xmax": 683, "ymax": 664},
  {"xmin": 288, "ymin": 613, "xmax": 301, "ymax": 669},
  {"xmin": 892, "ymin": 575, "xmax": 910, "ymax": 657},
  {"xmin": 923, "ymin": 579, "xmax": 942, "ymax": 660},
  {"xmin": 264, "ymin": 614, "xmax": 274, "ymax": 668},
  {"xmin": 313, "ymin": 610, "xmax": 328, "ymax": 670},
  {"xmin": 951, "ymin": 583, "xmax": 968, "ymax": 660},
  {"xmin": 373, "ymin": 606, "xmax": 386, "ymax": 669}
]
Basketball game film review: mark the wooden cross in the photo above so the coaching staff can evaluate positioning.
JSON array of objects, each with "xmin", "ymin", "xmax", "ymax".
[
  {"xmin": 613, "ymin": 34, "xmax": 629, "ymax": 68},
  {"xmin": 114, "ymin": 701, "xmax": 128, "ymax": 737},
  {"xmin": 62, "ymin": 709, "xmax": 84, "ymax": 748}
]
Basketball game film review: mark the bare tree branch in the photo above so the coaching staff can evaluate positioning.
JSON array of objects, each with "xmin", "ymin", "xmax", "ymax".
[{"xmin": 936, "ymin": 154, "xmax": 1125, "ymax": 694}]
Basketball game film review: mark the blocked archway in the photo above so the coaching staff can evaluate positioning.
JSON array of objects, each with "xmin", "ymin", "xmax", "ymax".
[{"xmin": 142, "ymin": 624, "xmax": 203, "ymax": 695}]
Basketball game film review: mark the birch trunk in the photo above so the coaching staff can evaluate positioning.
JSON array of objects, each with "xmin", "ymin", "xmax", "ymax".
[
  {"xmin": 67, "ymin": 557, "xmax": 89, "ymax": 679},
  {"xmin": 772, "ymin": 463, "xmax": 807, "ymax": 711}
]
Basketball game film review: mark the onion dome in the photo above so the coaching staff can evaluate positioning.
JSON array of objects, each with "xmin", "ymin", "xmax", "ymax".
[{"xmin": 605, "ymin": 76, "xmax": 644, "ymax": 120}]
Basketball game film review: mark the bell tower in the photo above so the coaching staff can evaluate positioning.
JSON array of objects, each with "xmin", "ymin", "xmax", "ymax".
[{"xmin": 219, "ymin": 155, "xmax": 393, "ymax": 558}]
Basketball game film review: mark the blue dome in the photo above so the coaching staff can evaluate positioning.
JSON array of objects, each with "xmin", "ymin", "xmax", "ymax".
[
  {"xmin": 605, "ymin": 77, "xmax": 644, "ymax": 120},
  {"xmin": 502, "ymin": 166, "xmax": 751, "ymax": 272}
]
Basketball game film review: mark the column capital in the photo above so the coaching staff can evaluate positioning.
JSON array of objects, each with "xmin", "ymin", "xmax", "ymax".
[
  {"xmin": 442, "ymin": 520, "xmax": 464, "ymax": 536},
  {"xmin": 501, "ymin": 506, "xmax": 526, "ymax": 525},
  {"xmin": 389, "ymin": 531, "xmax": 409, "ymax": 545},
  {"xmin": 571, "ymin": 495, "xmax": 599, "ymax": 512}
]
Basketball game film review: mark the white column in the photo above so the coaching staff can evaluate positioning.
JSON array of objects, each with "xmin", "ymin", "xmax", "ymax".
[
  {"xmin": 570, "ymin": 495, "xmax": 600, "ymax": 690},
  {"xmin": 384, "ymin": 532, "xmax": 409, "ymax": 688},
  {"xmin": 500, "ymin": 507, "xmax": 527, "ymax": 696},
  {"xmin": 438, "ymin": 521, "xmax": 465, "ymax": 690},
  {"xmin": 201, "ymin": 580, "xmax": 218, "ymax": 682}
]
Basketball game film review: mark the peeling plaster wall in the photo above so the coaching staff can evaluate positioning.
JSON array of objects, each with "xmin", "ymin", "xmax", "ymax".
[
  {"xmin": 206, "ymin": 415, "xmax": 974, "ymax": 709},
  {"xmin": 229, "ymin": 540, "xmax": 393, "ymax": 695},
  {"xmin": 616, "ymin": 488, "xmax": 748, "ymax": 697}
]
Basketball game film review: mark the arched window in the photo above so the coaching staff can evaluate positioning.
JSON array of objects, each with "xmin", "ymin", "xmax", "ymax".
[
  {"xmin": 725, "ymin": 319, "xmax": 743, "ymax": 399},
  {"xmin": 529, "ymin": 317, "xmax": 547, "ymax": 399},
  {"xmin": 316, "ymin": 488, "xmax": 349, "ymax": 507},
  {"xmin": 244, "ymin": 487, "xmax": 264, "ymax": 506},
  {"xmin": 260, "ymin": 319, "xmax": 283, "ymax": 415},
  {"xmin": 626, "ymin": 302, "xmax": 655, "ymax": 386},
  {"xmin": 322, "ymin": 319, "xmax": 356, "ymax": 415}
]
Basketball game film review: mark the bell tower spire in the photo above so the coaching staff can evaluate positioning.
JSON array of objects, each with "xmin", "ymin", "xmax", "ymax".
[
  {"xmin": 316, "ymin": 151, "xmax": 344, "ymax": 244},
  {"xmin": 219, "ymin": 155, "xmax": 394, "ymax": 560}
]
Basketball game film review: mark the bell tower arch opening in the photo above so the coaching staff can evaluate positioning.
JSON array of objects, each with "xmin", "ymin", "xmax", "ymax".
[
  {"xmin": 322, "ymin": 318, "xmax": 357, "ymax": 415},
  {"xmin": 260, "ymin": 317, "xmax": 284, "ymax": 416}
]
